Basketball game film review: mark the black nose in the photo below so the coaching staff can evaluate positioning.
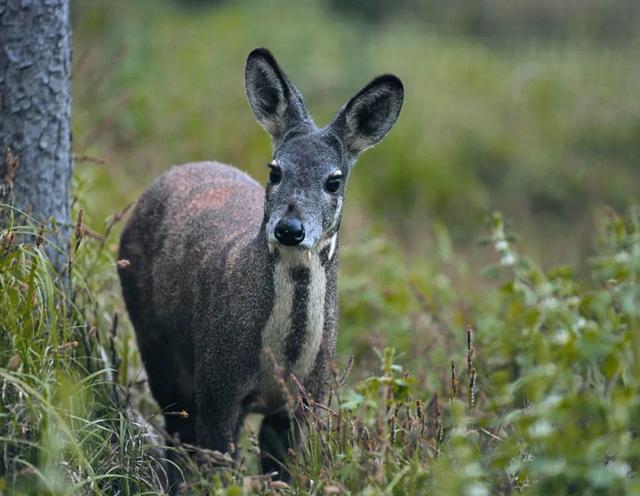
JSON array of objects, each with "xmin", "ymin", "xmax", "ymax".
[{"xmin": 274, "ymin": 218, "xmax": 305, "ymax": 246}]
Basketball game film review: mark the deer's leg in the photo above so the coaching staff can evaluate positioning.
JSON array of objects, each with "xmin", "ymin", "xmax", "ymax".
[
  {"xmin": 259, "ymin": 409, "xmax": 300, "ymax": 480},
  {"xmin": 259, "ymin": 340, "xmax": 334, "ymax": 479},
  {"xmin": 194, "ymin": 386, "xmax": 245, "ymax": 456},
  {"xmin": 162, "ymin": 396, "xmax": 197, "ymax": 444},
  {"xmin": 135, "ymin": 326, "xmax": 197, "ymax": 444},
  {"xmin": 304, "ymin": 338, "xmax": 332, "ymax": 405},
  {"xmin": 193, "ymin": 347, "xmax": 256, "ymax": 456}
]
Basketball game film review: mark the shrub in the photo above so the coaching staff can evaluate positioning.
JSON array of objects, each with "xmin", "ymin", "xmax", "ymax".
[{"xmin": 2, "ymin": 199, "xmax": 639, "ymax": 494}]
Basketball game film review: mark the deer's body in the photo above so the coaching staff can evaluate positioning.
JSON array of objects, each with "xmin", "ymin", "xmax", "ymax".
[
  {"xmin": 120, "ymin": 161, "xmax": 337, "ymax": 444},
  {"xmin": 118, "ymin": 49, "xmax": 402, "ymax": 479}
]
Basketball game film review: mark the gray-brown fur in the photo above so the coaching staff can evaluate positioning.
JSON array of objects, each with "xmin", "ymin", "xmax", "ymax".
[{"xmin": 118, "ymin": 48, "xmax": 403, "ymax": 480}]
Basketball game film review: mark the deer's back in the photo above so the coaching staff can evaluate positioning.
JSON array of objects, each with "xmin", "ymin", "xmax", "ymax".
[{"xmin": 119, "ymin": 162, "xmax": 269, "ymax": 379}]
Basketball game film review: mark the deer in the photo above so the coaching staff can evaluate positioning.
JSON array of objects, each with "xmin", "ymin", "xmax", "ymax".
[{"xmin": 117, "ymin": 47, "xmax": 403, "ymax": 479}]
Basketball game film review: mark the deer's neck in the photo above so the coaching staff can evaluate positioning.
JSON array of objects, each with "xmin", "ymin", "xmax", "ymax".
[{"xmin": 261, "ymin": 233, "xmax": 338, "ymax": 389}]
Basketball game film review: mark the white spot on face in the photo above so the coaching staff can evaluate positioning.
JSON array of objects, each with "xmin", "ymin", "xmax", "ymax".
[
  {"xmin": 332, "ymin": 196, "xmax": 343, "ymax": 231},
  {"xmin": 328, "ymin": 234, "xmax": 337, "ymax": 261},
  {"xmin": 317, "ymin": 232, "xmax": 338, "ymax": 262}
]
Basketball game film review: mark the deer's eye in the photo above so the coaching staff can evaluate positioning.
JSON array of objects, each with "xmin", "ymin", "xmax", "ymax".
[
  {"xmin": 325, "ymin": 173, "xmax": 343, "ymax": 194},
  {"xmin": 268, "ymin": 164, "xmax": 282, "ymax": 185}
]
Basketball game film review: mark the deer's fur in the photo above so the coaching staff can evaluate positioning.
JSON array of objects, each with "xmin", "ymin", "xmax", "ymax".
[{"xmin": 118, "ymin": 48, "xmax": 403, "ymax": 479}]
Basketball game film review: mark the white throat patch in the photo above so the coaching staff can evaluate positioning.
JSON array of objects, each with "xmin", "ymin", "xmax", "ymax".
[{"xmin": 260, "ymin": 248, "xmax": 326, "ymax": 409}]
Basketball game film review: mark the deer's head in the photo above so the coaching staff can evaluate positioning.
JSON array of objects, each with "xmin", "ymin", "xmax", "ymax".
[{"xmin": 245, "ymin": 48, "xmax": 403, "ymax": 255}]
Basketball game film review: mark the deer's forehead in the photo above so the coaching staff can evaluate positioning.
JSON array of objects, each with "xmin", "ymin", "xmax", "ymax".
[{"xmin": 275, "ymin": 134, "xmax": 343, "ymax": 174}]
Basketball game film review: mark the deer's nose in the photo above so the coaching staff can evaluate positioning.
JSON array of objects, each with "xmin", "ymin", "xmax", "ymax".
[{"xmin": 274, "ymin": 218, "xmax": 305, "ymax": 246}]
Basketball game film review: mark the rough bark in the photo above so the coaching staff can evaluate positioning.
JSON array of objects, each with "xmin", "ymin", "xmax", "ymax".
[{"xmin": 0, "ymin": 0, "xmax": 72, "ymax": 271}]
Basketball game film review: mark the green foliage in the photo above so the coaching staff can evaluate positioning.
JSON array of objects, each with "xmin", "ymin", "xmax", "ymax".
[
  {"xmin": 0, "ymin": 205, "xmax": 167, "ymax": 495},
  {"xmin": 284, "ymin": 207, "xmax": 640, "ymax": 495},
  {"xmin": 475, "ymin": 209, "xmax": 640, "ymax": 494},
  {"xmin": 3, "ymin": 202, "xmax": 639, "ymax": 494}
]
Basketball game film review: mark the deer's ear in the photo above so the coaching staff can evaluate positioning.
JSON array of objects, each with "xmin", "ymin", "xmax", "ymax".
[
  {"xmin": 330, "ymin": 74, "xmax": 404, "ymax": 160},
  {"xmin": 245, "ymin": 48, "xmax": 312, "ymax": 142}
]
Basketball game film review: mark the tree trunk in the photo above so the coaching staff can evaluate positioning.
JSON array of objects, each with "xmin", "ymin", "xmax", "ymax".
[{"xmin": 0, "ymin": 0, "xmax": 72, "ymax": 272}]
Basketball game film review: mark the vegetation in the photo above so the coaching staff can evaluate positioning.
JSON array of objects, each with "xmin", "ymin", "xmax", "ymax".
[
  {"xmin": 72, "ymin": 0, "xmax": 640, "ymax": 265},
  {"xmin": 2, "ymin": 198, "xmax": 639, "ymax": 495},
  {"xmin": 1, "ymin": 0, "xmax": 639, "ymax": 494}
]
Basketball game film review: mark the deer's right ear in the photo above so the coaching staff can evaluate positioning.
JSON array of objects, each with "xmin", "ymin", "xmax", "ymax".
[{"xmin": 245, "ymin": 48, "xmax": 312, "ymax": 143}]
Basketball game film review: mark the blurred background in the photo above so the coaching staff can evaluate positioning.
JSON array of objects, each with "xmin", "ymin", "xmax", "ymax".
[
  {"xmin": 70, "ymin": 0, "xmax": 639, "ymax": 368},
  {"xmin": 72, "ymin": 0, "xmax": 640, "ymax": 265}
]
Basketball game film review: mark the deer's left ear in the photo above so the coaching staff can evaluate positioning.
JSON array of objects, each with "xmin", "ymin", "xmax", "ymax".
[{"xmin": 330, "ymin": 74, "xmax": 404, "ymax": 160}]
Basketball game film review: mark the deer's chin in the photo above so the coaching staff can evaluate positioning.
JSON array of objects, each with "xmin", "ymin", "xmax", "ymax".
[
  {"xmin": 272, "ymin": 243, "xmax": 316, "ymax": 253},
  {"xmin": 266, "ymin": 233, "xmax": 320, "ymax": 253},
  {"xmin": 266, "ymin": 239, "xmax": 321, "ymax": 263}
]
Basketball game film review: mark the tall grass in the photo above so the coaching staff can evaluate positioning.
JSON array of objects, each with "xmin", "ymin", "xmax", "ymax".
[
  {"xmin": 0, "ymin": 203, "xmax": 169, "ymax": 495},
  {"xmin": 2, "ymin": 195, "xmax": 639, "ymax": 494}
]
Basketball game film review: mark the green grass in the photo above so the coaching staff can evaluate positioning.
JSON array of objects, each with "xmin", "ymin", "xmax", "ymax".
[
  {"xmin": 2, "ymin": 198, "xmax": 640, "ymax": 494},
  {"xmin": 0, "ymin": 202, "xmax": 179, "ymax": 495},
  {"xmin": 2, "ymin": 0, "xmax": 640, "ymax": 494}
]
